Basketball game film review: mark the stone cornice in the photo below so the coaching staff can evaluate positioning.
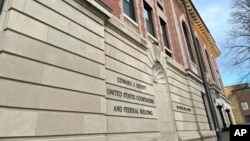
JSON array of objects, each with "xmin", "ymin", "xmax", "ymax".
[
  {"xmin": 187, "ymin": 0, "xmax": 221, "ymax": 58},
  {"xmin": 178, "ymin": 0, "xmax": 221, "ymax": 58}
]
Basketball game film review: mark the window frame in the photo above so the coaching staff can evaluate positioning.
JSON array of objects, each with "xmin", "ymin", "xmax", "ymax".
[
  {"xmin": 144, "ymin": 1, "xmax": 155, "ymax": 37},
  {"xmin": 241, "ymin": 102, "xmax": 249, "ymax": 111},
  {"xmin": 123, "ymin": 0, "xmax": 136, "ymax": 21},
  {"xmin": 182, "ymin": 21, "xmax": 195, "ymax": 62},
  {"xmin": 159, "ymin": 18, "xmax": 172, "ymax": 57},
  {"xmin": 245, "ymin": 115, "xmax": 250, "ymax": 123}
]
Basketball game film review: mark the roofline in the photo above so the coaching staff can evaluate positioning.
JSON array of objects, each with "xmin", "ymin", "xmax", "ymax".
[
  {"xmin": 187, "ymin": 0, "xmax": 221, "ymax": 57},
  {"xmin": 224, "ymin": 83, "xmax": 249, "ymax": 88}
]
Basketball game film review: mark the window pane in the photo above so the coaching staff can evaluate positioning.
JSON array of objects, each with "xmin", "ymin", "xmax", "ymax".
[
  {"xmin": 182, "ymin": 21, "xmax": 195, "ymax": 62},
  {"xmin": 144, "ymin": 2, "xmax": 155, "ymax": 36},
  {"xmin": 144, "ymin": 9, "xmax": 149, "ymax": 20},
  {"xmin": 160, "ymin": 18, "xmax": 170, "ymax": 49},
  {"xmin": 245, "ymin": 115, "xmax": 250, "ymax": 123},
  {"xmin": 123, "ymin": 0, "xmax": 135, "ymax": 21},
  {"xmin": 241, "ymin": 102, "xmax": 249, "ymax": 110}
]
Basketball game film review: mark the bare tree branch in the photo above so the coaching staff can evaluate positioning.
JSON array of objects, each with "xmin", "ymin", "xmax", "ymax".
[{"xmin": 223, "ymin": 0, "xmax": 250, "ymax": 84}]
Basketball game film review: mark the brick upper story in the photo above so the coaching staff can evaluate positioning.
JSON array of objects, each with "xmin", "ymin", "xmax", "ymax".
[{"xmin": 101, "ymin": 0, "xmax": 224, "ymax": 93}]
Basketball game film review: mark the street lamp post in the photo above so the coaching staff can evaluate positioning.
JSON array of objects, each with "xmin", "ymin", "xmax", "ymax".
[
  {"xmin": 225, "ymin": 108, "xmax": 233, "ymax": 125},
  {"xmin": 216, "ymin": 100, "xmax": 227, "ymax": 131}
]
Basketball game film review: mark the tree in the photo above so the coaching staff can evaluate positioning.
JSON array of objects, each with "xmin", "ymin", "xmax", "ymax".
[{"xmin": 224, "ymin": 0, "xmax": 250, "ymax": 84}]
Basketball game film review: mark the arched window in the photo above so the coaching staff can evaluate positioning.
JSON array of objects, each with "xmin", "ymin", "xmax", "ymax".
[
  {"xmin": 195, "ymin": 38, "xmax": 207, "ymax": 72},
  {"xmin": 205, "ymin": 50, "xmax": 215, "ymax": 80},
  {"xmin": 182, "ymin": 21, "xmax": 195, "ymax": 62}
]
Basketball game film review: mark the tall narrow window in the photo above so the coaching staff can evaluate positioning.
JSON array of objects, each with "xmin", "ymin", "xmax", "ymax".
[
  {"xmin": 144, "ymin": 1, "xmax": 155, "ymax": 37},
  {"xmin": 160, "ymin": 18, "xmax": 171, "ymax": 57},
  {"xmin": 205, "ymin": 50, "xmax": 215, "ymax": 80},
  {"xmin": 196, "ymin": 38, "xmax": 206, "ymax": 72},
  {"xmin": 0, "ymin": 0, "xmax": 4, "ymax": 14},
  {"xmin": 123, "ymin": 0, "xmax": 135, "ymax": 21},
  {"xmin": 182, "ymin": 21, "xmax": 195, "ymax": 62}
]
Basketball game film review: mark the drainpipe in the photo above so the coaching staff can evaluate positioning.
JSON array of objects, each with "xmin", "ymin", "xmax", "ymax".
[{"xmin": 183, "ymin": 0, "xmax": 224, "ymax": 141}]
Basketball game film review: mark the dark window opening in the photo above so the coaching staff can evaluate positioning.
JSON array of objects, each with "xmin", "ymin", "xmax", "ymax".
[
  {"xmin": 144, "ymin": 1, "xmax": 155, "ymax": 37},
  {"xmin": 245, "ymin": 115, "xmax": 250, "ymax": 123},
  {"xmin": 160, "ymin": 18, "xmax": 172, "ymax": 57},
  {"xmin": 165, "ymin": 49, "xmax": 172, "ymax": 57},
  {"xmin": 157, "ymin": 2, "xmax": 164, "ymax": 11},
  {"xmin": 182, "ymin": 21, "xmax": 195, "ymax": 62},
  {"xmin": 160, "ymin": 18, "xmax": 170, "ymax": 48},
  {"xmin": 0, "ymin": 0, "xmax": 4, "ymax": 15},
  {"xmin": 123, "ymin": 0, "xmax": 136, "ymax": 21}
]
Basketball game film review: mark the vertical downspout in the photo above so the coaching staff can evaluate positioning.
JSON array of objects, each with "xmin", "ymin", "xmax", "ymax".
[{"xmin": 183, "ymin": 0, "xmax": 224, "ymax": 141}]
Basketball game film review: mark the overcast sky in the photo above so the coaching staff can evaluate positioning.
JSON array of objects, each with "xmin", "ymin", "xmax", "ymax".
[{"xmin": 192, "ymin": 0, "xmax": 238, "ymax": 87}]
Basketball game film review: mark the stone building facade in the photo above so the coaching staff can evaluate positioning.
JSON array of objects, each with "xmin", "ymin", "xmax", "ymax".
[
  {"xmin": 225, "ymin": 83, "xmax": 250, "ymax": 124},
  {"xmin": 0, "ymin": 0, "xmax": 232, "ymax": 141}
]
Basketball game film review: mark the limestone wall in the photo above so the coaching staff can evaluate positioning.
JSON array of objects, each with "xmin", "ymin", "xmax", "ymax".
[
  {"xmin": 104, "ymin": 15, "xmax": 162, "ymax": 140},
  {"xmin": 0, "ymin": 0, "xmax": 108, "ymax": 140},
  {"xmin": 0, "ymin": 0, "xmax": 216, "ymax": 141},
  {"xmin": 166, "ymin": 59, "xmax": 215, "ymax": 140}
]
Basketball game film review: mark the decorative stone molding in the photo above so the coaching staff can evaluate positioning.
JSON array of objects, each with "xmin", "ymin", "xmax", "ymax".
[{"xmin": 152, "ymin": 63, "xmax": 166, "ymax": 84}]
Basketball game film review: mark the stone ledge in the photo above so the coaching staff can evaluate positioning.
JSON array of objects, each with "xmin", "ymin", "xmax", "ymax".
[
  {"xmin": 200, "ymin": 130, "xmax": 216, "ymax": 139},
  {"xmin": 74, "ymin": 0, "xmax": 111, "ymax": 20}
]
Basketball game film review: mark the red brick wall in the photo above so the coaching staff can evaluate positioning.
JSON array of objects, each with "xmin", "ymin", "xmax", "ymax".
[
  {"xmin": 172, "ymin": 0, "xmax": 191, "ymax": 68},
  {"xmin": 101, "ymin": 0, "xmax": 121, "ymax": 18},
  {"xmin": 101, "ymin": 0, "xmax": 220, "ymax": 70},
  {"xmin": 138, "ymin": 0, "xmax": 147, "ymax": 38},
  {"xmin": 164, "ymin": 0, "xmax": 183, "ymax": 64}
]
